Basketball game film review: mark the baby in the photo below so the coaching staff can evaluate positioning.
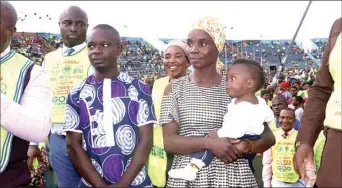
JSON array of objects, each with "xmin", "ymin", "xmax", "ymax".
[{"xmin": 168, "ymin": 59, "xmax": 274, "ymax": 181}]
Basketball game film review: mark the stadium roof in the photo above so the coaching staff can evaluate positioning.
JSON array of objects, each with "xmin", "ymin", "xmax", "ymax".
[{"xmin": 11, "ymin": 1, "xmax": 341, "ymax": 40}]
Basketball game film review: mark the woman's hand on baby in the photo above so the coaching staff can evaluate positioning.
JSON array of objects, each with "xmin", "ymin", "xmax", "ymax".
[
  {"xmin": 232, "ymin": 140, "xmax": 252, "ymax": 154},
  {"xmin": 208, "ymin": 129, "xmax": 219, "ymax": 138},
  {"xmin": 207, "ymin": 137, "xmax": 242, "ymax": 164}
]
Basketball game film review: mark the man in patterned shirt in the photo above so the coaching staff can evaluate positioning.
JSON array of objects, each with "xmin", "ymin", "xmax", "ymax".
[{"xmin": 64, "ymin": 24, "xmax": 156, "ymax": 187}]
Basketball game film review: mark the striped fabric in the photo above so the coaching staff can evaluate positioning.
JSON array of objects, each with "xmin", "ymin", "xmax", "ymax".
[
  {"xmin": 159, "ymin": 76, "xmax": 257, "ymax": 187},
  {"xmin": 0, "ymin": 54, "xmax": 34, "ymax": 173}
]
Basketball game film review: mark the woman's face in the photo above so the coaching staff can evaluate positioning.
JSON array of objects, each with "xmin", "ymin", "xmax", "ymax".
[
  {"xmin": 187, "ymin": 29, "xmax": 218, "ymax": 70},
  {"xmin": 262, "ymin": 93, "xmax": 270, "ymax": 101},
  {"xmin": 163, "ymin": 46, "xmax": 189, "ymax": 79}
]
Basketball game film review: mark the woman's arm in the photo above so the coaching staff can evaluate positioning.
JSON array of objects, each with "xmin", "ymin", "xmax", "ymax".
[
  {"xmin": 234, "ymin": 123, "xmax": 276, "ymax": 154},
  {"xmin": 162, "ymin": 121, "xmax": 210, "ymax": 155},
  {"xmin": 163, "ymin": 121, "xmax": 241, "ymax": 163}
]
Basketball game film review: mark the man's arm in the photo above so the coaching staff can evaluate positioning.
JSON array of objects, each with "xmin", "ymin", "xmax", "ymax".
[
  {"xmin": 66, "ymin": 131, "xmax": 107, "ymax": 187},
  {"xmin": 296, "ymin": 18, "xmax": 341, "ymax": 147},
  {"xmin": 115, "ymin": 124, "xmax": 153, "ymax": 186},
  {"xmin": 262, "ymin": 148, "xmax": 273, "ymax": 187},
  {"xmin": 0, "ymin": 65, "xmax": 51, "ymax": 143}
]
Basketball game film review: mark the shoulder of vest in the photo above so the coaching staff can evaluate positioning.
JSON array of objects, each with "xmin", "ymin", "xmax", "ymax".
[
  {"xmin": 45, "ymin": 48, "xmax": 61, "ymax": 58},
  {"xmin": 13, "ymin": 52, "xmax": 36, "ymax": 65},
  {"xmin": 154, "ymin": 76, "xmax": 169, "ymax": 86}
]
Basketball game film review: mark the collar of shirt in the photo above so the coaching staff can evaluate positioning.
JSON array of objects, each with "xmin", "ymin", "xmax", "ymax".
[
  {"xmin": 281, "ymin": 128, "xmax": 295, "ymax": 137},
  {"xmin": 0, "ymin": 45, "xmax": 11, "ymax": 58},
  {"xmin": 62, "ymin": 42, "xmax": 86, "ymax": 56}
]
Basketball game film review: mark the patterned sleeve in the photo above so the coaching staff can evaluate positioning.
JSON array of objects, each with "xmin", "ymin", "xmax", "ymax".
[
  {"xmin": 137, "ymin": 81, "xmax": 157, "ymax": 127},
  {"xmin": 63, "ymin": 85, "xmax": 83, "ymax": 133},
  {"xmin": 159, "ymin": 82, "xmax": 179, "ymax": 125}
]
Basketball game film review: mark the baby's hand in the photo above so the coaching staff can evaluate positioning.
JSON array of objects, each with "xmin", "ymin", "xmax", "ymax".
[{"xmin": 208, "ymin": 129, "xmax": 219, "ymax": 138}]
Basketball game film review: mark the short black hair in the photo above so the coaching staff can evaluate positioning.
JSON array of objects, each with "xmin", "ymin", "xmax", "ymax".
[
  {"xmin": 232, "ymin": 59, "xmax": 265, "ymax": 91},
  {"xmin": 281, "ymin": 107, "xmax": 296, "ymax": 119},
  {"xmin": 92, "ymin": 24, "xmax": 120, "ymax": 43},
  {"xmin": 290, "ymin": 86, "xmax": 298, "ymax": 90},
  {"xmin": 294, "ymin": 96, "xmax": 303, "ymax": 103},
  {"xmin": 261, "ymin": 89, "xmax": 270, "ymax": 97}
]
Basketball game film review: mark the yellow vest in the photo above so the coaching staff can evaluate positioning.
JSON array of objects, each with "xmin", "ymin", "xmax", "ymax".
[
  {"xmin": 324, "ymin": 33, "xmax": 342, "ymax": 130},
  {"xmin": 44, "ymin": 47, "xmax": 92, "ymax": 124},
  {"xmin": 151, "ymin": 76, "xmax": 169, "ymax": 122},
  {"xmin": 313, "ymin": 131, "xmax": 326, "ymax": 171},
  {"xmin": 0, "ymin": 51, "xmax": 35, "ymax": 173},
  {"xmin": 272, "ymin": 130, "xmax": 299, "ymax": 183},
  {"xmin": 148, "ymin": 76, "xmax": 169, "ymax": 187},
  {"xmin": 255, "ymin": 89, "xmax": 262, "ymax": 97},
  {"xmin": 269, "ymin": 119, "xmax": 278, "ymax": 132}
]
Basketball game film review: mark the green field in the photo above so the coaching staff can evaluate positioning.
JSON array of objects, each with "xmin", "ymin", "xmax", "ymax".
[{"xmin": 253, "ymin": 155, "xmax": 264, "ymax": 187}]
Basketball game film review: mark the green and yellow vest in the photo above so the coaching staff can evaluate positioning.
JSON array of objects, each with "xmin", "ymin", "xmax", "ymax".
[
  {"xmin": 148, "ymin": 76, "xmax": 169, "ymax": 187},
  {"xmin": 44, "ymin": 47, "xmax": 91, "ymax": 124},
  {"xmin": 271, "ymin": 129, "xmax": 299, "ymax": 183},
  {"xmin": 0, "ymin": 51, "xmax": 35, "ymax": 173},
  {"xmin": 324, "ymin": 33, "xmax": 342, "ymax": 131}
]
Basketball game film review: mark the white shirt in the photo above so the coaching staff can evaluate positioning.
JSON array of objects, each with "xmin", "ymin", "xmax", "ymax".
[
  {"xmin": 1, "ymin": 46, "xmax": 52, "ymax": 143},
  {"xmin": 217, "ymin": 96, "xmax": 274, "ymax": 138},
  {"xmin": 41, "ymin": 42, "xmax": 87, "ymax": 71},
  {"xmin": 61, "ymin": 42, "xmax": 87, "ymax": 56},
  {"xmin": 288, "ymin": 104, "xmax": 304, "ymax": 121},
  {"xmin": 295, "ymin": 107, "xmax": 304, "ymax": 122}
]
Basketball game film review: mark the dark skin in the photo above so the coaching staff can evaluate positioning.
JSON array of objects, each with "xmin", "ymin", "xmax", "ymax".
[
  {"xmin": 163, "ymin": 46, "xmax": 190, "ymax": 80},
  {"xmin": 271, "ymin": 95, "xmax": 287, "ymax": 119},
  {"xmin": 59, "ymin": 6, "xmax": 88, "ymax": 48},
  {"xmin": 28, "ymin": 5, "xmax": 89, "ymax": 173},
  {"xmin": 0, "ymin": 0, "xmax": 43, "ymax": 172},
  {"xmin": 163, "ymin": 29, "xmax": 275, "ymax": 164},
  {"xmin": 187, "ymin": 29, "xmax": 221, "ymax": 87},
  {"xmin": 290, "ymin": 87, "xmax": 298, "ymax": 97},
  {"xmin": 0, "ymin": 1, "xmax": 17, "ymax": 53},
  {"xmin": 279, "ymin": 109, "xmax": 296, "ymax": 133},
  {"xmin": 67, "ymin": 27, "xmax": 153, "ymax": 188},
  {"xmin": 226, "ymin": 64, "xmax": 258, "ymax": 104}
]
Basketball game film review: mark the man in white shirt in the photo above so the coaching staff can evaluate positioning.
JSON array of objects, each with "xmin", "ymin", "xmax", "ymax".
[
  {"xmin": 0, "ymin": 1, "xmax": 51, "ymax": 186},
  {"xmin": 27, "ymin": 6, "xmax": 92, "ymax": 187},
  {"xmin": 288, "ymin": 96, "xmax": 304, "ymax": 122}
]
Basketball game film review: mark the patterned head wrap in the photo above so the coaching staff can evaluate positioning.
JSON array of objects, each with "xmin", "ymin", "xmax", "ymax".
[
  {"xmin": 190, "ymin": 17, "xmax": 226, "ymax": 53},
  {"xmin": 164, "ymin": 39, "xmax": 190, "ymax": 59}
]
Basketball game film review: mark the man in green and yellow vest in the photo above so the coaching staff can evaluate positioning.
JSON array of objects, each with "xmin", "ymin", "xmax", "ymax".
[
  {"xmin": 294, "ymin": 17, "xmax": 342, "ymax": 188},
  {"xmin": 0, "ymin": 1, "xmax": 52, "ymax": 186},
  {"xmin": 27, "ymin": 6, "xmax": 93, "ymax": 187},
  {"xmin": 262, "ymin": 108, "xmax": 316, "ymax": 187},
  {"xmin": 270, "ymin": 95, "xmax": 301, "ymax": 132}
]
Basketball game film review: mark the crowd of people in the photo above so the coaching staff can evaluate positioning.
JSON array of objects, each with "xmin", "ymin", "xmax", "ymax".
[
  {"xmin": 10, "ymin": 32, "xmax": 320, "ymax": 90},
  {"xmin": 1, "ymin": 1, "xmax": 341, "ymax": 188}
]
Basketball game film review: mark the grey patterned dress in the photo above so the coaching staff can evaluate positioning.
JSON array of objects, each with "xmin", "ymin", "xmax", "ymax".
[{"xmin": 159, "ymin": 76, "xmax": 257, "ymax": 187}]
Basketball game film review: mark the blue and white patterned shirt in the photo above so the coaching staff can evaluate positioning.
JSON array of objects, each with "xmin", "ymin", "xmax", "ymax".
[{"xmin": 63, "ymin": 72, "xmax": 156, "ymax": 187}]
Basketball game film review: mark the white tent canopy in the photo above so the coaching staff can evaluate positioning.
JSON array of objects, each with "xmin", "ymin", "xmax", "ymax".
[{"xmin": 11, "ymin": 1, "xmax": 341, "ymax": 40}]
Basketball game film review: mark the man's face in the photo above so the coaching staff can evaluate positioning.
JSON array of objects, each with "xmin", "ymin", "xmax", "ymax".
[
  {"xmin": 59, "ymin": 10, "xmax": 88, "ymax": 47},
  {"xmin": 291, "ymin": 96, "xmax": 298, "ymax": 107},
  {"xmin": 279, "ymin": 109, "xmax": 295, "ymax": 132},
  {"xmin": 272, "ymin": 99, "xmax": 287, "ymax": 116},
  {"xmin": 0, "ymin": 11, "xmax": 16, "ymax": 53},
  {"xmin": 290, "ymin": 87, "xmax": 298, "ymax": 97},
  {"xmin": 87, "ymin": 29, "xmax": 122, "ymax": 72},
  {"xmin": 294, "ymin": 83, "xmax": 300, "ymax": 89}
]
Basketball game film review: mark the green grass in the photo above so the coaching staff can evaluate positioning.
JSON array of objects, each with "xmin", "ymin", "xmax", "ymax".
[{"xmin": 253, "ymin": 155, "xmax": 264, "ymax": 187}]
